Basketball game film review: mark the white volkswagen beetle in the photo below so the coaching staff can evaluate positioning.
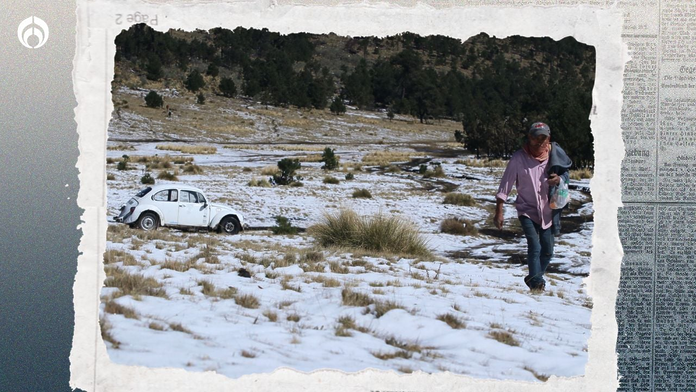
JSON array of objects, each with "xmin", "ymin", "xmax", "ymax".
[{"xmin": 114, "ymin": 184, "xmax": 246, "ymax": 234}]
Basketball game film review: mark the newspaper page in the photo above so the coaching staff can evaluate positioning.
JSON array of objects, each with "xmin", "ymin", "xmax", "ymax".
[
  {"xmin": 67, "ymin": 0, "xmax": 685, "ymax": 391},
  {"xmin": 616, "ymin": 0, "xmax": 696, "ymax": 391}
]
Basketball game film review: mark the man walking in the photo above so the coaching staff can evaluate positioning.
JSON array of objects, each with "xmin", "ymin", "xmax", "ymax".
[{"xmin": 493, "ymin": 122, "xmax": 571, "ymax": 292}]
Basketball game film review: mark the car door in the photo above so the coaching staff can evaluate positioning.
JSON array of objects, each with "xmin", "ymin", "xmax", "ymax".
[
  {"xmin": 151, "ymin": 189, "xmax": 179, "ymax": 225},
  {"xmin": 177, "ymin": 190, "xmax": 208, "ymax": 227}
]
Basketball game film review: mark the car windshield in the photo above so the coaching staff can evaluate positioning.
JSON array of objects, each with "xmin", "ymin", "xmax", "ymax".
[{"xmin": 135, "ymin": 187, "xmax": 152, "ymax": 198}]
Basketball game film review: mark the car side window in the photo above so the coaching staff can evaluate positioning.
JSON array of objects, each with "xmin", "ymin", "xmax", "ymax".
[
  {"xmin": 153, "ymin": 189, "xmax": 179, "ymax": 202},
  {"xmin": 153, "ymin": 190, "xmax": 170, "ymax": 202},
  {"xmin": 197, "ymin": 192, "xmax": 206, "ymax": 204},
  {"xmin": 180, "ymin": 191, "xmax": 199, "ymax": 203}
]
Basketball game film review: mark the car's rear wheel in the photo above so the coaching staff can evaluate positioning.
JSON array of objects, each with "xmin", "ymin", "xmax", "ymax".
[
  {"xmin": 136, "ymin": 212, "xmax": 159, "ymax": 231},
  {"xmin": 220, "ymin": 216, "xmax": 241, "ymax": 235}
]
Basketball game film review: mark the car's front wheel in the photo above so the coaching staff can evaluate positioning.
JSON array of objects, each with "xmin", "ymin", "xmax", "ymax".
[
  {"xmin": 136, "ymin": 212, "xmax": 159, "ymax": 231},
  {"xmin": 219, "ymin": 216, "xmax": 241, "ymax": 235}
]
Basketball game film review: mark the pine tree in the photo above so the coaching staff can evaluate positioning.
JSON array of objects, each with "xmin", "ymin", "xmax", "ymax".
[
  {"xmin": 185, "ymin": 70, "xmax": 205, "ymax": 92},
  {"xmin": 219, "ymin": 77, "xmax": 237, "ymax": 98},
  {"xmin": 330, "ymin": 96, "xmax": 346, "ymax": 115},
  {"xmin": 145, "ymin": 91, "xmax": 164, "ymax": 108},
  {"xmin": 321, "ymin": 147, "xmax": 339, "ymax": 170}
]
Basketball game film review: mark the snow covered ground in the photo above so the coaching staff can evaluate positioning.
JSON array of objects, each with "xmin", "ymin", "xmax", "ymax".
[{"xmin": 102, "ymin": 89, "xmax": 594, "ymax": 382}]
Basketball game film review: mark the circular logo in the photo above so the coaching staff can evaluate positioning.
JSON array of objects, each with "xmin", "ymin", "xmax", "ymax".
[{"xmin": 18, "ymin": 16, "xmax": 49, "ymax": 49}]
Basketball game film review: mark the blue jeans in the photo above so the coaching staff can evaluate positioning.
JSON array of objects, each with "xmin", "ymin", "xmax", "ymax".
[{"xmin": 519, "ymin": 216, "xmax": 554, "ymax": 289}]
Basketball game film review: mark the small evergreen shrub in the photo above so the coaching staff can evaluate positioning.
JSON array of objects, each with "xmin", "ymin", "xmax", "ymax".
[
  {"xmin": 321, "ymin": 147, "xmax": 339, "ymax": 170},
  {"xmin": 196, "ymin": 93, "xmax": 206, "ymax": 105},
  {"xmin": 271, "ymin": 216, "xmax": 298, "ymax": 235},
  {"xmin": 184, "ymin": 70, "xmax": 205, "ymax": 92},
  {"xmin": 330, "ymin": 96, "xmax": 346, "ymax": 115},
  {"xmin": 140, "ymin": 173, "xmax": 155, "ymax": 185},
  {"xmin": 206, "ymin": 63, "xmax": 219, "ymax": 78},
  {"xmin": 273, "ymin": 158, "xmax": 301, "ymax": 185},
  {"xmin": 145, "ymin": 91, "xmax": 164, "ymax": 108},
  {"xmin": 219, "ymin": 77, "xmax": 237, "ymax": 98},
  {"xmin": 345, "ymin": 172, "xmax": 355, "ymax": 180}
]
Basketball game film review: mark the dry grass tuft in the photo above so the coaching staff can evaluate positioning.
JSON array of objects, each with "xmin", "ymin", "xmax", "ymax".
[
  {"xmin": 570, "ymin": 168, "xmax": 593, "ymax": 180},
  {"xmin": 157, "ymin": 171, "xmax": 179, "ymax": 181},
  {"xmin": 371, "ymin": 350, "xmax": 412, "ymax": 360},
  {"xmin": 385, "ymin": 336, "xmax": 425, "ymax": 353},
  {"xmin": 309, "ymin": 209, "xmax": 430, "ymax": 257},
  {"xmin": 341, "ymin": 288, "xmax": 373, "ymax": 307},
  {"xmin": 103, "ymin": 300, "xmax": 139, "ymax": 319},
  {"xmin": 235, "ymin": 294, "xmax": 261, "ymax": 309},
  {"xmin": 182, "ymin": 164, "xmax": 204, "ymax": 174},
  {"xmin": 286, "ymin": 313, "xmax": 301, "ymax": 322},
  {"xmin": 323, "ymin": 176, "xmax": 340, "ymax": 184},
  {"xmin": 436, "ymin": 313, "xmax": 466, "ymax": 329},
  {"xmin": 104, "ymin": 267, "xmax": 167, "ymax": 298},
  {"xmin": 488, "ymin": 330, "xmax": 520, "ymax": 346},
  {"xmin": 524, "ymin": 366, "xmax": 550, "ymax": 382},
  {"xmin": 263, "ymin": 310, "xmax": 278, "ymax": 322},
  {"xmin": 443, "ymin": 193, "xmax": 477, "ymax": 206},
  {"xmin": 169, "ymin": 322, "xmax": 193, "ymax": 334},
  {"xmin": 462, "ymin": 158, "xmax": 507, "ymax": 168},
  {"xmin": 329, "ymin": 261, "xmax": 350, "ymax": 274},
  {"xmin": 440, "ymin": 217, "xmax": 478, "ymax": 236},
  {"xmin": 248, "ymin": 177, "xmax": 272, "ymax": 187},
  {"xmin": 352, "ymin": 188, "xmax": 372, "ymax": 198},
  {"xmin": 373, "ymin": 299, "xmax": 404, "ymax": 318},
  {"xmin": 260, "ymin": 165, "xmax": 280, "ymax": 176},
  {"xmin": 362, "ymin": 151, "xmax": 414, "ymax": 166},
  {"xmin": 161, "ymin": 258, "xmax": 197, "ymax": 272},
  {"xmin": 100, "ymin": 317, "xmax": 120, "ymax": 348},
  {"xmin": 241, "ymin": 350, "xmax": 257, "ymax": 358},
  {"xmin": 103, "ymin": 248, "xmax": 138, "ymax": 266},
  {"xmin": 156, "ymin": 144, "xmax": 217, "ymax": 154},
  {"xmin": 423, "ymin": 165, "xmax": 446, "ymax": 178}
]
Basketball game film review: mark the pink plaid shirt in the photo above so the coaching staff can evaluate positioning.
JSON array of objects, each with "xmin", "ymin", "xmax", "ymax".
[{"xmin": 496, "ymin": 149, "xmax": 552, "ymax": 229}]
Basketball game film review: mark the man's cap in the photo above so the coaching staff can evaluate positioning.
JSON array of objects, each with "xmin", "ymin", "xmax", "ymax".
[{"xmin": 528, "ymin": 122, "xmax": 550, "ymax": 137}]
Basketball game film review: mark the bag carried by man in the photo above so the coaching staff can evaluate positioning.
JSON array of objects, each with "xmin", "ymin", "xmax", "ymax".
[{"xmin": 547, "ymin": 142, "xmax": 572, "ymax": 210}]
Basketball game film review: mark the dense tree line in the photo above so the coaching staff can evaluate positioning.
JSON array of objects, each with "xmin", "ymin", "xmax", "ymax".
[{"xmin": 115, "ymin": 25, "xmax": 595, "ymax": 167}]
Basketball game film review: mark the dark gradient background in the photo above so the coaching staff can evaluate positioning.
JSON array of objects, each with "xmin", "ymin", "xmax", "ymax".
[{"xmin": 0, "ymin": 1, "xmax": 82, "ymax": 391}]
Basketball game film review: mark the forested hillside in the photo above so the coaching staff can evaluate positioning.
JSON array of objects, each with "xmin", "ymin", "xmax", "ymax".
[{"xmin": 114, "ymin": 24, "xmax": 595, "ymax": 167}]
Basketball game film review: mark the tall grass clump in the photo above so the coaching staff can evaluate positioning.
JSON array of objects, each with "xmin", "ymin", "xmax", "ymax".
[
  {"xmin": 443, "ymin": 193, "xmax": 476, "ymax": 207},
  {"xmin": 156, "ymin": 144, "xmax": 217, "ymax": 154},
  {"xmin": 104, "ymin": 267, "xmax": 167, "ymax": 298},
  {"xmin": 440, "ymin": 218, "xmax": 478, "ymax": 236},
  {"xmin": 570, "ymin": 168, "xmax": 593, "ymax": 180},
  {"xmin": 248, "ymin": 178, "xmax": 271, "ymax": 187},
  {"xmin": 182, "ymin": 164, "xmax": 204, "ymax": 174},
  {"xmin": 157, "ymin": 171, "xmax": 179, "ymax": 181},
  {"xmin": 309, "ymin": 209, "xmax": 430, "ymax": 257},
  {"xmin": 323, "ymin": 176, "xmax": 340, "ymax": 184},
  {"xmin": 352, "ymin": 189, "xmax": 372, "ymax": 198}
]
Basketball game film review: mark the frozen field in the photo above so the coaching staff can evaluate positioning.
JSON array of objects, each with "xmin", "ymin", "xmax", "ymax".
[{"xmin": 101, "ymin": 89, "xmax": 594, "ymax": 382}]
